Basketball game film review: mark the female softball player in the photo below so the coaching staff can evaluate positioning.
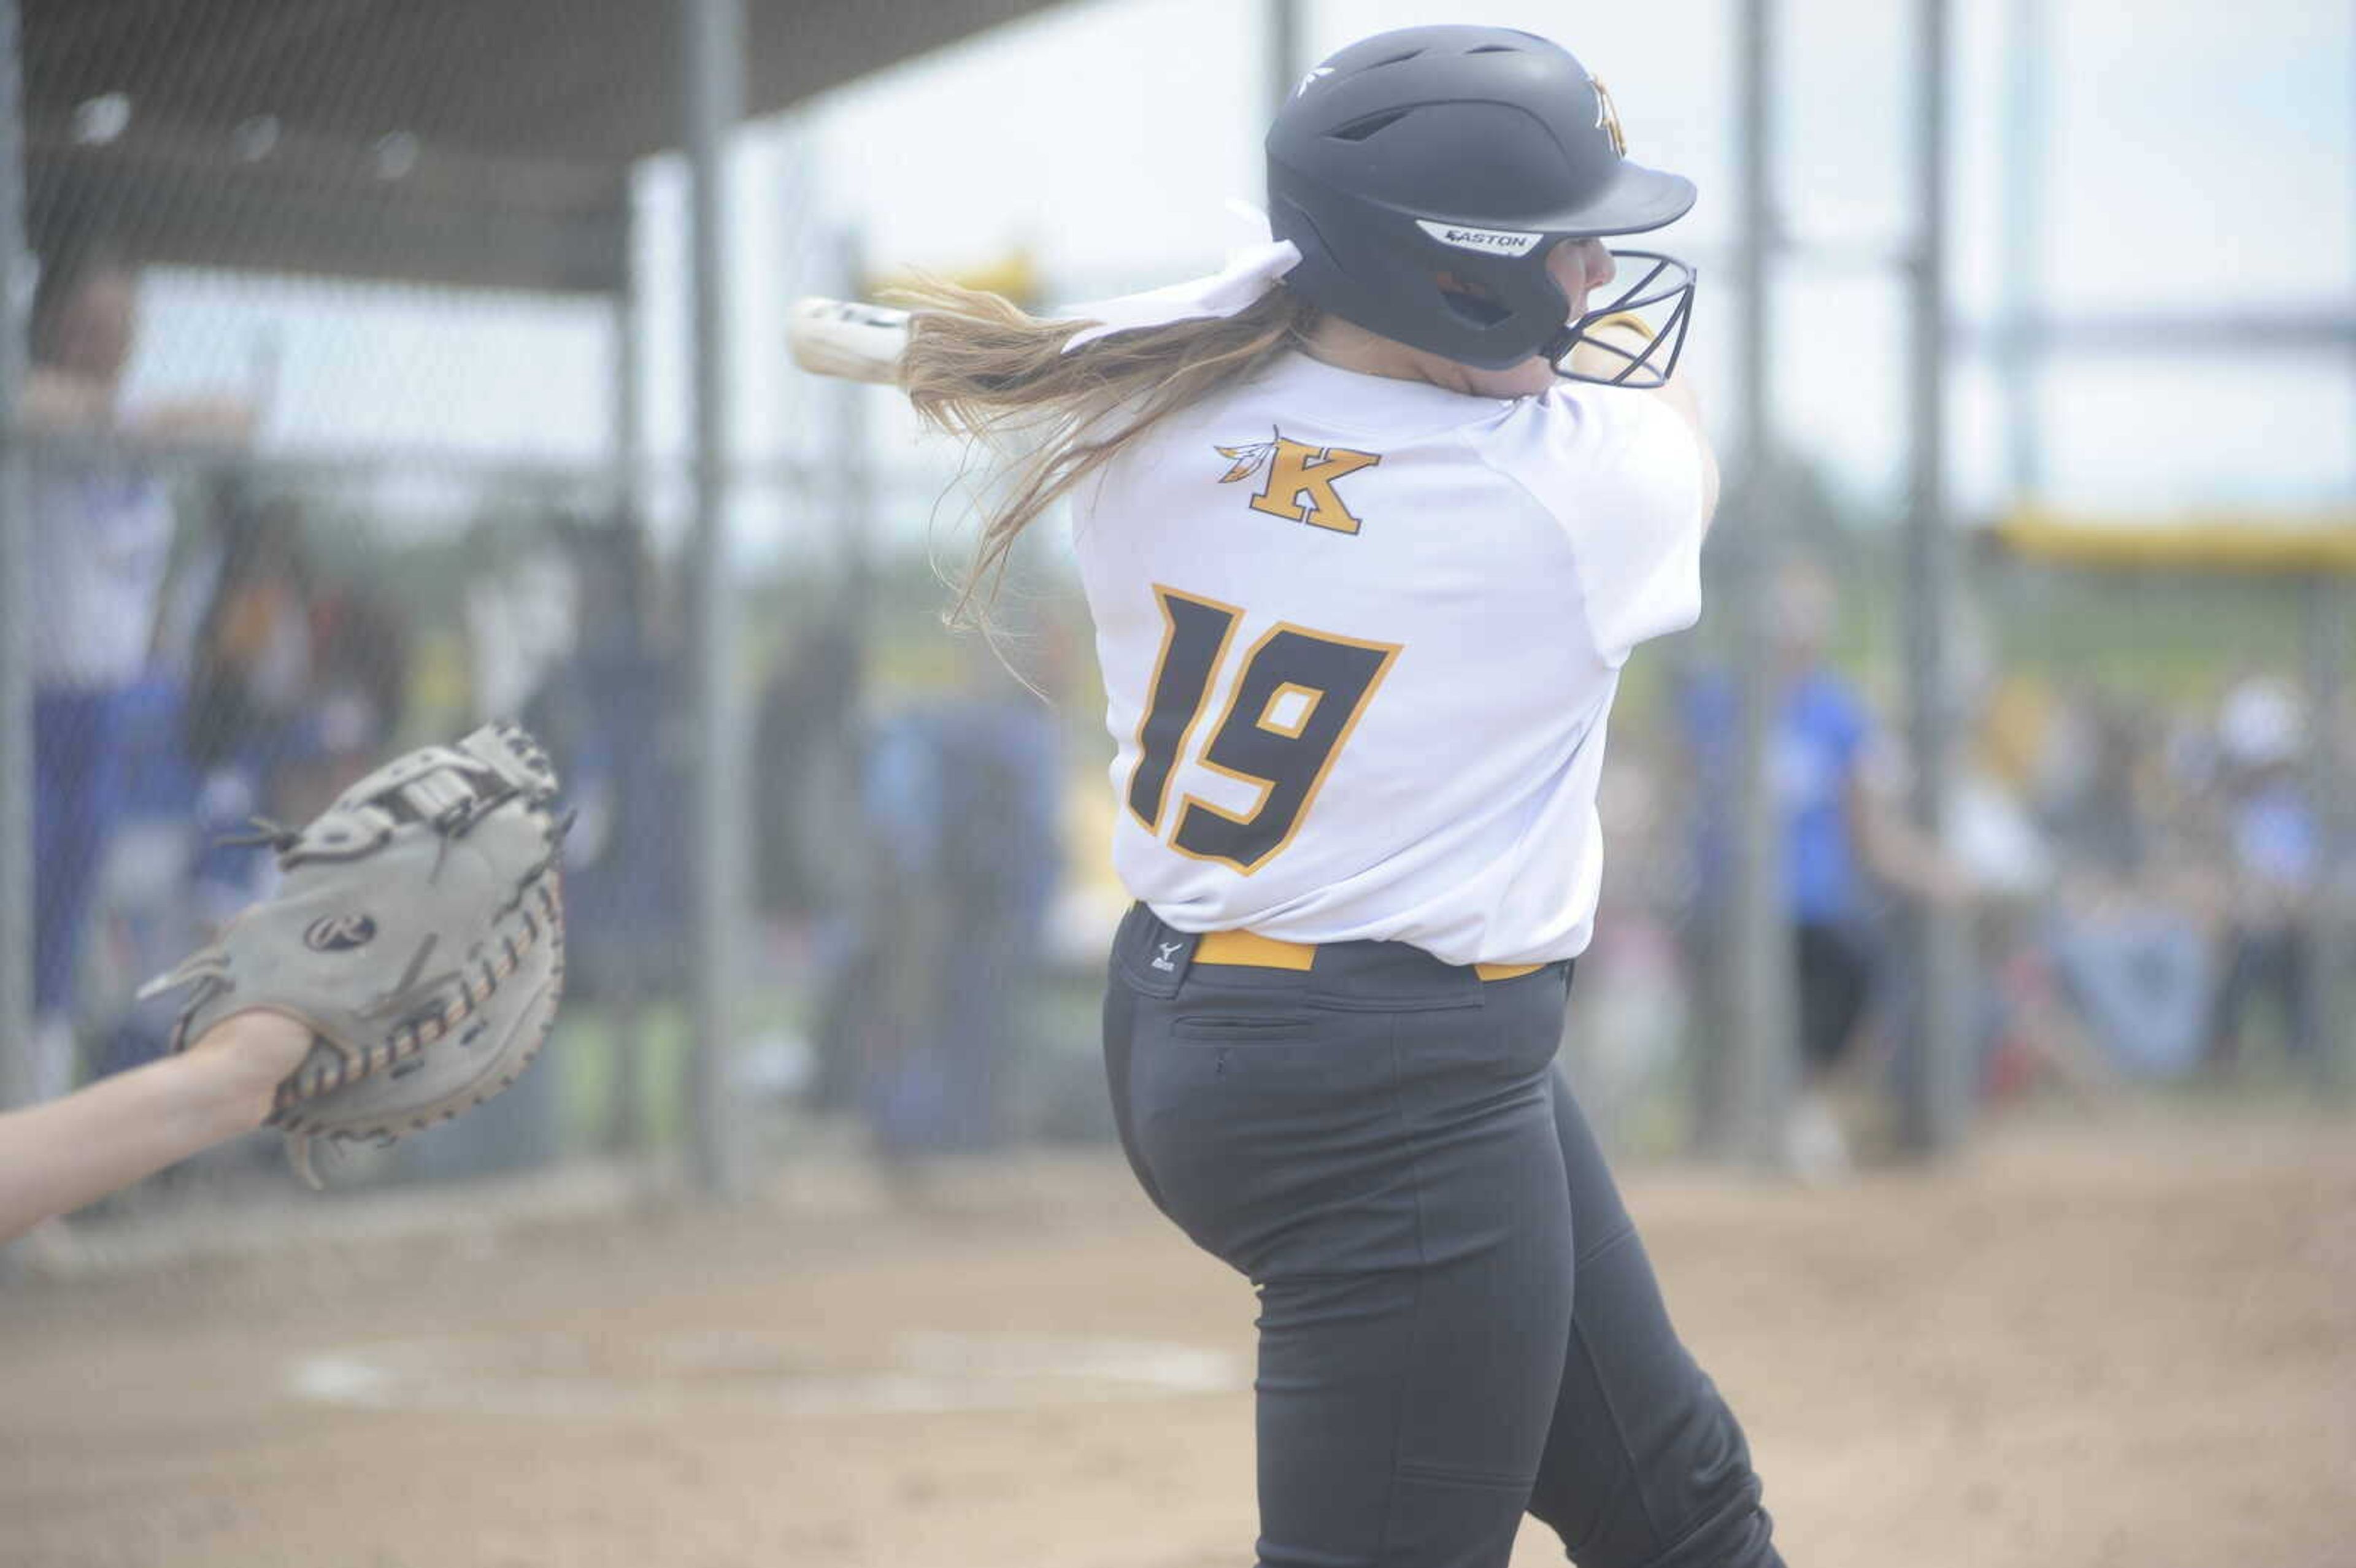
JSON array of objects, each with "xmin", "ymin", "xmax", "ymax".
[{"xmin": 895, "ymin": 25, "xmax": 1781, "ymax": 1568}]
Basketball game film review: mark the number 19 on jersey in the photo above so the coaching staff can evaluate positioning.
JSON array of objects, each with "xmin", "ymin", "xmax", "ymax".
[{"xmin": 1126, "ymin": 585, "xmax": 1401, "ymax": 875}]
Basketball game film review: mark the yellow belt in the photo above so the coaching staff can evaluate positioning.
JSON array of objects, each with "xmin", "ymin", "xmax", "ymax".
[{"xmin": 1193, "ymin": 928, "xmax": 1544, "ymax": 983}]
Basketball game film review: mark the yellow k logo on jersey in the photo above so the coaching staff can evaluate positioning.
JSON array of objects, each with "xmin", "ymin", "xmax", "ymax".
[{"xmin": 1215, "ymin": 430, "xmax": 1384, "ymax": 535}]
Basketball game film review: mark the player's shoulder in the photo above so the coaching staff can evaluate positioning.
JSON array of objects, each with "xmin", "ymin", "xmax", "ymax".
[
  {"xmin": 1465, "ymin": 382, "xmax": 1706, "ymax": 532},
  {"xmin": 1198, "ymin": 349, "xmax": 1511, "ymax": 440},
  {"xmin": 1471, "ymin": 381, "xmax": 1693, "ymax": 477},
  {"xmin": 1101, "ymin": 351, "xmax": 1510, "ymax": 507}
]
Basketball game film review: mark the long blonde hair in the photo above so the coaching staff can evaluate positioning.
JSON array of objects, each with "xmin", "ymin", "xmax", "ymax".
[{"xmin": 891, "ymin": 279, "xmax": 1319, "ymax": 625}]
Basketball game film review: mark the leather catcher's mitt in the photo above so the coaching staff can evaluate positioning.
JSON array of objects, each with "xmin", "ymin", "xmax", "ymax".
[{"xmin": 140, "ymin": 721, "xmax": 568, "ymax": 1186}]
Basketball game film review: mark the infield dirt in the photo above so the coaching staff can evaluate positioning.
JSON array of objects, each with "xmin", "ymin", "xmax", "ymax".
[{"xmin": 2, "ymin": 1101, "xmax": 2349, "ymax": 1568}]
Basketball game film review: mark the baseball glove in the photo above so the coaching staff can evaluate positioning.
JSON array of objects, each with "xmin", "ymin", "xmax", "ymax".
[{"xmin": 139, "ymin": 720, "xmax": 569, "ymax": 1187}]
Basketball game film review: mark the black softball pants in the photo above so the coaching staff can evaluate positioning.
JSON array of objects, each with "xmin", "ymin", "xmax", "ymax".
[{"xmin": 1104, "ymin": 905, "xmax": 1782, "ymax": 1568}]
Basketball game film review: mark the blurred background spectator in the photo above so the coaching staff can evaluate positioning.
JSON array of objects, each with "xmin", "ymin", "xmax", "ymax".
[
  {"xmin": 827, "ymin": 637, "xmax": 1063, "ymax": 1163},
  {"xmin": 1677, "ymin": 561, "xmax": 1971, "ymax": 1177},
  {"xmin": 2039, "ymin": 693, "xmax": 2214, "ymax": 1083},
  {"xmin": 23, "ymin": 232, "xmax": 255, "ymax": 1101},
  {"xmin": 2204, "ymin": 675, "xmax": 2323, "ymax": 1075}
]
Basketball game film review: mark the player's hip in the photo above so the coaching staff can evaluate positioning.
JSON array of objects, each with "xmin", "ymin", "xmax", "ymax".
[{"xmin": 1103, "ymin": 903, "xmax": 1573, "ymax": 1277}]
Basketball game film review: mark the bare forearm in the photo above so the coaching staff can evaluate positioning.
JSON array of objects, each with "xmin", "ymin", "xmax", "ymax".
[
  {"xmin": 0, "ymin": 1015, "xmax": 299, "ymax": 1243},
  {"xmin": 131, "ymin": 396, "xmax": 258, "ymax": 446},
  {"xmin": 1566, "ymin": 317, "xmax": 1660, "ymax": 384},
  {"xmin": 18, "ymin": 374, "xmax": 255, "ymax": 445},
  {"xmin": 1857, "ymin": 792, "xmax": 1971, "ymax": 904},
  {"xmin": 19, "ymin": 368, "xmax": 110, "ymax": 431}
]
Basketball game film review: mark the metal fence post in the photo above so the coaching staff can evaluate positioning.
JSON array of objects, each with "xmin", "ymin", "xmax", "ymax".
[
  {"xmin": 830, "ymin": 229, "xmax": 876, "ymax": 617},
  {"xmin": 1711, "ymin": 0, "xmax": 1798, "ymax": 1167},
  {"xmin": 1900, "ymin": 0, "xmax": 1971, "ymax": 1156},
  {"xmin": 1266, "ymin": 0, "xmax": 1303, "ymax": 115},
  {"xmin": 683, "ymin": 0, "xmax": 748, "ymax": 1196},
  {"xmin": 0, "ymin": 0, "xmax": 32, "ymax": 1118},
  {"xmin": 1998, "ymin": 0, "xmax": 2050, "ymax": 501},
  {"xmin": 2303, "ymin": 572, "xmax": 2347, "ymax": 1086},
  {"xmin": 604, "ymin": 179, "xmax": 655, "ymax": 1159}
]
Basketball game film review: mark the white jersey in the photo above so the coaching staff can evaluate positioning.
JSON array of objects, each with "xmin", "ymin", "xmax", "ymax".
[
  {"xmin": 29, "ymin": 463, "xmax": 175, "ymax": 691},
  {"xmin": 1072, "ymin": 351, "xmax": 1706, "ymax": 966}
]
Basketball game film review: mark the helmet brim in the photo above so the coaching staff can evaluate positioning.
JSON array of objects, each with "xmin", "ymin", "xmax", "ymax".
[{"xmin": 1525, "ymin": 161, "xmax": 1696, "ymax": 239}]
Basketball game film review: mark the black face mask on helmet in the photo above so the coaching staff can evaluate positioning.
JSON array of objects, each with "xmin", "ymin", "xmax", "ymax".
[{"xmin": 1266, "ymin": 25, "xmax": 1698, "ymax": 388}]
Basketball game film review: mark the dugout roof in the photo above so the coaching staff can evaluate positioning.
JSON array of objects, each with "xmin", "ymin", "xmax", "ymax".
[{"xmin": 25, "ymin": 0, "xmax": 1069, "ymax": 293}]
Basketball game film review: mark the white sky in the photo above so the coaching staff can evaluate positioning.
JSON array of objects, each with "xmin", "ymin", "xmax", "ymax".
[{"xmin": 131, "ymin": 0, "xmax": 2354, "ymax": 548}]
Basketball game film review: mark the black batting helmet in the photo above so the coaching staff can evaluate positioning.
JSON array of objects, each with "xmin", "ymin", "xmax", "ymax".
[{"xmin": 1266, "ymin": 26, "xmax": 1695, "ymax": 385}]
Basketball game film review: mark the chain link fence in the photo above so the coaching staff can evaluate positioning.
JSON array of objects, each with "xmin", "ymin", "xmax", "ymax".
[
  {"xmin": 14, "ymin": 4, "xmax": 676, "ymax": 1194},
  {"xmin": 2, "ymin": 1, "xmax": 1141, "ymax": 1212}
]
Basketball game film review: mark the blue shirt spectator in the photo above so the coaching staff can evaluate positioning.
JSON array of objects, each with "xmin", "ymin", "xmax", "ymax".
[{"xmin": 1683, "ymin": 667, "xmax": 1874, "ymax": 927}]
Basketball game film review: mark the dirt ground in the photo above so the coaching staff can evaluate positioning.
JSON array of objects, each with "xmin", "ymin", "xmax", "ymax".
[{"xmin": 2, "ymin": 1101, "xmax": 2350, "ymax": 1568}]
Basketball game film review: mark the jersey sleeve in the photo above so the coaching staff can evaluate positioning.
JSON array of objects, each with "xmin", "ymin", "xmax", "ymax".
[{"xmin": 1474, "ymin": 386, "xmax": 1709, "ymax": 669}]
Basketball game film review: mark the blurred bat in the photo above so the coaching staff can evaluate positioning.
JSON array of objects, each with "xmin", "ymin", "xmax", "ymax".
[{"xmin": 788, "ymin": 297, "xmax": 910, "ymax": 385}]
